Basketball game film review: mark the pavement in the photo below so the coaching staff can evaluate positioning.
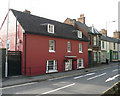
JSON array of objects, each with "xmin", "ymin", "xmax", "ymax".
[{"xmin": 2, "ymin": 62, "xmax": 120, "ymax": 87}]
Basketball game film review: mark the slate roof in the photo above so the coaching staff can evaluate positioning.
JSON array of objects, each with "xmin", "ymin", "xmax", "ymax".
[
  {"xmin": 101, "ymin": 35, "xmax": 119, "ymax": 43},
  {"xmin": 88, "ymin": 27, "xmax": 101, "ymax": 35},
  {"xmin": 75, "ymin": 21, "xmax": 101, "ymax": 35},
  {"xmin": 11, "ymin": 9, "xmax": 88, "ymax": 42},
  {"xmin": 75, "ymin": 21, "xmax": 90, "ymax": 32}
]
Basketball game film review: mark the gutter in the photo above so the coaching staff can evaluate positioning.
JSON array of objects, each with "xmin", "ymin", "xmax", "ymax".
[{"xmin": 25, "ymin": 31, "xmax": 89, "ymax": 42}]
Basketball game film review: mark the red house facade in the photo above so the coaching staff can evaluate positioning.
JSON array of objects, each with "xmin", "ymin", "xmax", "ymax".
[{"xmin": 0, "ymin": 9, "xmax": 88, "ymax": 76}]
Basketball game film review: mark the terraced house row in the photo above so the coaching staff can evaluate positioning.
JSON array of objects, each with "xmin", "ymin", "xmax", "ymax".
[{"xmin": 0, "ymin": 9, "xmax": 120, "ymax": 76}]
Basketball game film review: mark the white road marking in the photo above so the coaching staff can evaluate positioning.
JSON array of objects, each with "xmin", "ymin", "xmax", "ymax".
[
  {"xmin": 1, "ymin": 82, "xmax": 37, "ymax": 90},
  {"xmin": 112, "ymin": 69, "xmax": 120, "ymax": 72},
  {"xmin": 42, "ymin": 83, "xmax": 75, "ymax": 94},
  {"xmin": 74, "ymin": 73, "xmax": 95, "ymax": 79},
  {"xmin": 105, "ymin": 74, "xmax": 120, "ymax": 82},
  {"xmin": 87, "ymin": 73, "xmax": 106, "ymax": 80}
]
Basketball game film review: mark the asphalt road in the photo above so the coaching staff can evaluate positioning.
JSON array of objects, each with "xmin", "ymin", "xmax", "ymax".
[{"xmin": 2, "ymin": 64, "xmax": 120, "ymax": 95}]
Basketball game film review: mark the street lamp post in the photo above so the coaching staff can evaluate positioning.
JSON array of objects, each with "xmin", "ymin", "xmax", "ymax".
[
  {"xmin": 105, "ymin": 20, "xmax": 116, "ymax": 63},
  {"xmin": 5, "ymin": 0, "xmax": 10, "ymax": 78},
  {"xmin": 106, "ymin": 20, "xmax": 116, "ymax": 32}
]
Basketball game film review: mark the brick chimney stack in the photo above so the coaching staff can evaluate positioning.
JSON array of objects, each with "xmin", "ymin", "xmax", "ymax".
[
  {"xmin": 64, "ymin": 18, "xmax": 76, "ymax": 26},
  {"xmin": 23, "ymin": 9, "xmax": 31, "ymax": 14},
  {"xmin": 78, "ymin": 14, "xmax": 85, "ymax": 24},
  {"xmin": 113, "ymin": 30, "xmax": 120, "ymax": 39},
  {"xmin": 100, "ymin": 29, "xmax": 107, "ymax": 36}
]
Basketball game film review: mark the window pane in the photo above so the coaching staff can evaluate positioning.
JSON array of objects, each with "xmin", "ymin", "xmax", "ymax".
[
  {"xmin": 49, "ymin": 40, "xmax": 55, "ymax": 51},
  {"xmin": 94, "ymin": 36, "xmax": 97, "ymax": 46},
  {"xmin": 78, "ymin": 31, "xmax": 82, "ymax": 38},
  {"xmin": 68, "ymin": 42, "xmax": 71, "ymax": 52},
  {"xmin": 89, "ymin": 36, "xmax": 91, "ymax": 45},
  {"xmin": 48, "ymin": 24, "xmax": 54, "ymax": 33},
  {"xmin": 48, "ymin": 61, "xmax": 54, "ymax": 70},
  {"xmin": 79, "ymin": 43, "xmax": 82, "ymax": 52},
  {"xmin": 77, "ymin": 59, "xmax": 83, "ymax": 68}
]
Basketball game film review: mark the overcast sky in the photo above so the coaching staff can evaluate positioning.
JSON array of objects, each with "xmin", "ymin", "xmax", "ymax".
[{"xmin": 0, "ymin": 0, "xmax": 119, "ymax": 37}]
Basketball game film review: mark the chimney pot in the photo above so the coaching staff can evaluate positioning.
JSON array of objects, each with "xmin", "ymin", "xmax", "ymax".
[{"xmin": 23, "ymin": 9, "xmax": 31, "ymax": 14}]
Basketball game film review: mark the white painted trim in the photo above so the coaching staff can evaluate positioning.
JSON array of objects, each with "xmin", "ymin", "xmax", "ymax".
[
  {"xmin": 46, "ymin": 70, "xmax": 58, "ymax": 73},
  {"xmin": 65, "ymin": 56, "xmax": 77, "ymax": 58},
  {"xmin": 67, "ymin": 41, "xmax": 71, "ymax": 52},
  {"xmin": 77, "ymin": 58, "xmax": 84, "ymax": 69},
  {"xmin": 93, "ymin": 50, "xmax": 97, "ymax": 52},
  {"xmin": 79, "ymin": 51, "xmax": 83, "ymax": 53},
  {"xmin": 46, "ymin": 60, "xmax": 58, "ymax": 73},
  {"xmin": 79, "ymin": 43, "xmax": 82, "ymax": 53},
  {"xmin": 49, "ymin": 40, "xmax": 55, "ymax": 52},
  {"xmin": 47, "ymin": 24, "xmax": 54, "ymax": 33},
  {"xmin": 88, "ymin": 49, "xmax": 92, "ymax": 51},
  {"xmin": 49, "ymin": 50, "xmax": 55, "ymax": 53},
  {"xmin": 77, "ymin": 31, "xmax": 82, "ymax": 38}
]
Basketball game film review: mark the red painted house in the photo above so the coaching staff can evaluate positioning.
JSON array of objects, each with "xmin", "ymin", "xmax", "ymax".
[{"xmin": 0, "ymin": 9, "xmax": 88, "ymax": 76}]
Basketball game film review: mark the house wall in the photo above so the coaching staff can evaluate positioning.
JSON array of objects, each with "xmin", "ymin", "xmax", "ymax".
[
  {"xmin": 88, "ymin": 34, "xmax": 101, "ymax": 65},
  {"xmin": 0, "ymin": 11, "xmax": 24, "ymax": 76},
  {"xmin": 109, "ymin": 42, "xmax": 118, "ymax": 51},
  {"xmin": 23, "ymin": 33, "xmax": 88, "ymax": 76},
  {"xmin": 0, "ymin": 11, "xmax": 16, "ymax": 50},
  {"xmin": 107, "ymin": 42, "xmax": 110, "ymax": 61},
  {"xmin": 101, "ymin": 40, "xmax": 107, "ymax": 63},
  {"xmin": 0, "ymin": 11, "xmax": 24, "ymax": 52},
  {"xmin": 101, "ymin": 40, "xmax": 107, "ymax": 50},
  {"xmin": 109, "ymin": 42, "xmax": 118, "ymax": 61}
]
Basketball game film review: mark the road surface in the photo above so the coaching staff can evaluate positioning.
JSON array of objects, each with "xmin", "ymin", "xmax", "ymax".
[{"xmin": 2, "ymin": 64, "xmax": 120, "ymax": 95}]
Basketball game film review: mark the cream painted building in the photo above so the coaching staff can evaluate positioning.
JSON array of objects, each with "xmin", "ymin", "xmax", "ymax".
[{"xmin": 101, "ymin": 35, "xmax": 119, "ymax": 63}]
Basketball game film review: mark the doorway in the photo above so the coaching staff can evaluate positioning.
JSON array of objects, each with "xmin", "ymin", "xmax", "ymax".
[{"xmin": 65, "ymin": 59, "xmax": 72, "ymax": 71}]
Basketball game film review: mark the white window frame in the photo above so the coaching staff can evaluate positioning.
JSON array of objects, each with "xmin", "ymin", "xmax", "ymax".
[
  {"xmin": 47, "ymin": 24, "xmax": 54, "ymax": 33},
  {"xmin": 67, "ymin": 41, "xmax": 71, "ymax": 52},
  {"xmin": 77, "ymin": 58, "xmax": 84, "ymax": 69},
  {"xmin": 93, "ymin": 36, "xmax": 97, "ymax": 46},
  {"xmin": 46, "ymin": 60, "xmax": 57, "ymax": 73},
  {"xmin": 6, "ymin": 40, "xmax": 10, "ymax": 50},
  {"xmin": 0, "ymin": 40, "xmax": 1, "ymax": 48},
  {"xmin": 78, "ymin": 31, "xmax": 82, "ymax": 38},
  {"xmin": 79, "ymin": 43, "xmax": 82, "ymax": 53},
  {"xmin": 49, "ymin": 40, "xmax": 55, "ymax": 52}
]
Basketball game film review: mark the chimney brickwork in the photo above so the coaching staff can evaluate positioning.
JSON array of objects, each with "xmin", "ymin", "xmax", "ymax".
[
  {"xmin": 78, "ymin": 14, "xmax": 85, "ymax": 24},
  {"xmin": 100, "ymin": 29, "xmax": 107, "ymax": 36},
  {"xmin": 113, "ymin": 31, "xmax": 120, "ymax": 39},
  {"xmin": 23, "ymin": 9, "xmax": 31, "ymax": 14}
]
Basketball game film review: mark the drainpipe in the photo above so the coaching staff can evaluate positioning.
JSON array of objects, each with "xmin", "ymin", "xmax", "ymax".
[
  {"xmin": 25, "ymin": 33, "xmax": 27, "ymax": 74},
  {"xmin": 15, "ymin": 16, "xmax": 17, "ymax": 51}
]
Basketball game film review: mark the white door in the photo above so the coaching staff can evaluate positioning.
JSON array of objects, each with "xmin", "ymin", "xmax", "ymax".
[{"xmin": 65, "ymin": 59, "xmax": 72, "ymax": 71}]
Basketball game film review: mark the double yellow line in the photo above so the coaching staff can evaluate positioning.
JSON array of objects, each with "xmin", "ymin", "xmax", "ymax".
[{"xmin": 102, "ymin": 81, "xmax": 120, "ymax": 95}]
